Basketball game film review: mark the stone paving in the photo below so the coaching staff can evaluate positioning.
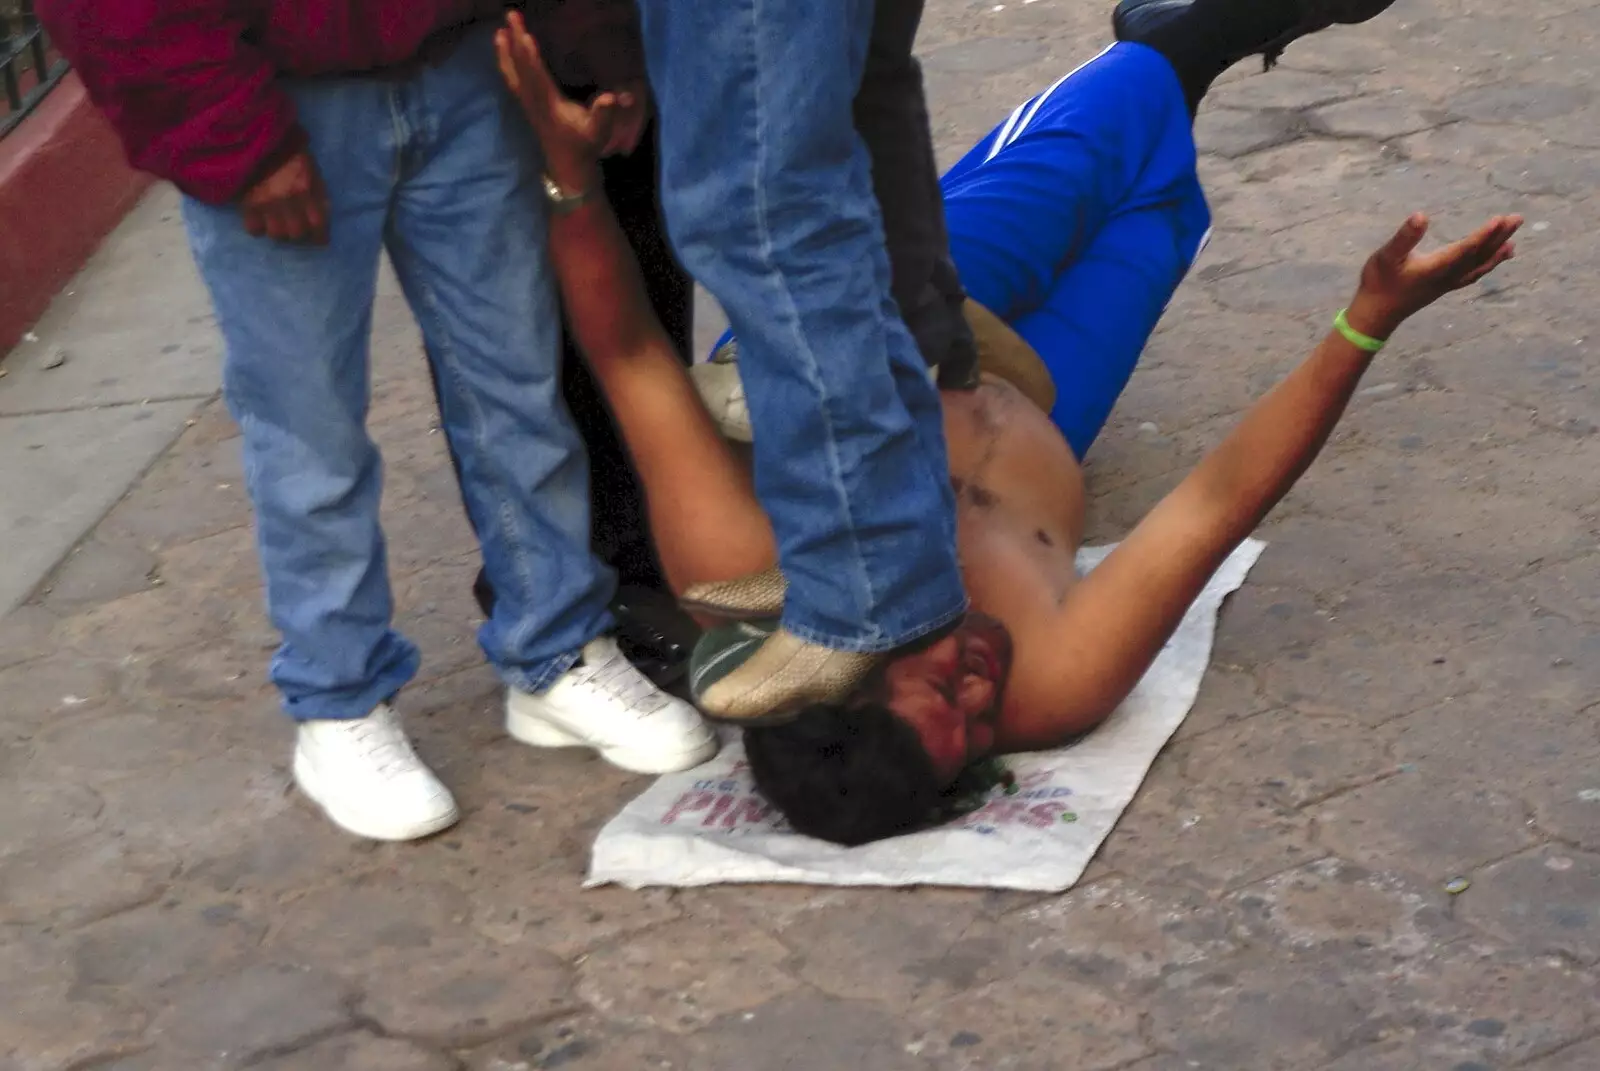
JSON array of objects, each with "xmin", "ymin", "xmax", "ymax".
[{"xmin": 5, "ymin": 0, "xmax": 1600, "ymax": 1067}]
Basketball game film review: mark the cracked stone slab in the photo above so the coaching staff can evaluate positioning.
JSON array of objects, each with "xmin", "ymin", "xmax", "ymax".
[
  {"xmin": 1146, "ymin": 954, "xmax": 1394, "ymax": 1071},
  {"xmin": 96, "ymin": 750, "xmax": 292, "ymax": 855},
  {"xmin": 0, "ymin": 603, "xmax": 67, "ymax": 672},
  {"xmin": 29, "ymin": 708, "xmax": 231, "ymax": 778},
  {"xmin": 770, "ymin": 893, "xmax": 1006, "ymax": 1007},
  {"xmin": 921, "ymin": 36, "xmax": 1049, "ymax": 75},
  {"xmin": 1526, "ymin": 1036, "xmax": 1600, "ymax": 1070},
  {"xmin": 61, "ymin": 583, "xmax": 277, "ymax": 662},
  {"xmin": 685, "ymin": 995, "xmax": 925, "ymax": 1071},
  {"xmin": 1247, "ymin": 512, "xmax": 1430, "ymax": 597},
  {"xmin": 1194, "ymin": 108, "xmax": 1307, "ymax": 158},
  {"xmin": 467, "ymin": 1016, "xmax": 689, "ymax": 1071},
  {"xmin": 1225, "ymin": 857, "xmax": 1467, "ymax": 957},
  {"xmin": 1492, "ymin": 148, "xmax": 1600, "ymax": 198},
  {"xmin": 1210, "ymin": 69, "xmax": 1357, "ymax": 110},
  {"xmin": 35, "ymin": 533, "xmax": 160, "ymax": 609},
  {"xmin": 0, "ymin": 833, "xmax": 179, "ymax": 928},
  {"xmin": 1178, "ymin": 709, "xmax": 1394, "ymax": 808},
  {"xmin": 69, "ymin": 899, "xmax": 268, "ymax": 998},
  {"xmin": 1254, "ymin": 625, "xmax": 1475, "ymax": 725},
  {"xmin": 470, "ymin": 883, "xmax": 682, "ymax": 962},
  {"xmin": 92, "ymin": 432, "xmax": 252, "ymax": 552},
  {"xmin": 263, "ymin": 874, "xmax": 581, "ymax": 1047},
  {"xmin": 576, "ymin": 919, "xmax": 799, "ymax": 1035},
  {"xmin": 1455, "ymin": 613, "xmax": 1600, "ymax": 712},
  {"xmin": 1310, "ymin": 96, "xmax": 1453, "ymax": 140},
  {"xmin": 1450, "ymin": 81, "xmax": 1595, "ymax": 125},
  {"xmin": 148, "ymin": 524, "xmax": 263, "ymax": 596},
  {"xmin": 1310, "ymin": 772, "xmax": 1539, "ymax": 880},
  {"xmin": 1323, "ymin": 565, "xmax": 1545, "ymax": 654},
  {"xmin": 357, "ymin": 940, "xmax": 579, "ymax": 1048},
  {"xmin": 1096, "ymin": 779, "xmax": 1318, "ymax": 895},
  {"xmin": 254, "ymin": 1034, "xmax": 457, "ymax": 1071},
  {"xmin": 1, "ymin": 929, "xmax": 149, "ymax": 1070},
  {"xmin": 906, "ymin": 966, "xmax": 1149, "ymax": 1071},
  {"xmin": 151, "ymin": 963, "xmax": 356, "ymax": 1067},
  {"xmin": 1459, "ymin": 847, "xmax": 1600, "ymax": 965},
  {"xmin": 1391, "ymin": 693, "xmax": 1600, "ymax": 805},
  {"xmin": 1170, "ymin": 663, "xmax": 1274, "ymax": 742},
  {"xmin": 1375, "ymin": 946, "xmax": 1600, "ymax": 1064},
  {"xmin": 0, "ymin": 777, "xmax": 104, "ymax": 856},
  {"xmin": 1009, "ymin": 876, "xmax": 1238, "ymax": 993},
  {"xmin": 0, "ymin": 654, "xmax": 122, "ymax": 729}
]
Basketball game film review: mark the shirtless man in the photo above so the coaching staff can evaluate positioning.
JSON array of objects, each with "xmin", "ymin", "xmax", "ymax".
[{"xmin": 495, "ymin": 2, "xmax": 1520, "ymax": 846}]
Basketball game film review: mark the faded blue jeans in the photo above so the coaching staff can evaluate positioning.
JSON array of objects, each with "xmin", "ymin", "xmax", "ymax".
[
  {"xmin": 182, "ymin": 26, "xmax": 613, "ymax": 721},
  {"xmin": 635, "ymin": 0, "xmax": 968, "ymax": 653}
]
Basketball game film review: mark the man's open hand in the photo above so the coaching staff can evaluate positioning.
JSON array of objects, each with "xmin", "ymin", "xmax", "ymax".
[
  {"xmin": 241, "ymin": 144, "xmax": 330, "ymax": 245},
  {"xmin": 497, "ymin": 12, "xmax": 636, "ymax": 188},
  {"xmin": 1348, "ymin": 212, "xmax": 1521, "ymax": 338}
]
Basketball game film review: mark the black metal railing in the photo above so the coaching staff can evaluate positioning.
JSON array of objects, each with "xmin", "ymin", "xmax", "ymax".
[{"xmin": 1, "ymin": 0, "xmax": 68, "ymax": 138}]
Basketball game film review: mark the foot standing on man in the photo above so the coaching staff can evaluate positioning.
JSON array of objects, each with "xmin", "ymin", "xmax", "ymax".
[{"xmin": 631, "ymin": 0, "xmax": 976, "ymax": 724}]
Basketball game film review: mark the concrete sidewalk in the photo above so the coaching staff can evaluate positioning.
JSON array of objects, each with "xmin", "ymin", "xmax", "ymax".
[
  {"xmin": 3, "ymin": 0, "xmax": 1600, "ymax": 1068},
  {"xmin": 0, "ymin": 187, "xmax": 216, "ymax": 615}
]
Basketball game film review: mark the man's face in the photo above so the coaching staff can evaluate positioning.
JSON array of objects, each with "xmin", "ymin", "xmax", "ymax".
[{"xmin": 877, "ymin": 613, "xmax": 1013, "ymax": 781}]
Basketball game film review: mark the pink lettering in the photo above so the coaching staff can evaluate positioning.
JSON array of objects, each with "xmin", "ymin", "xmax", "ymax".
[
  {"xmin": 722, "ymin": 796, "xmax": 775, "ymax": 829},
  {"xmin": 702, "ymin": 792, "xmax": 738, "ymax": 827},
  {"xmin": 662, "ymin": 790, "xmax": 716, "ymax": 825}
]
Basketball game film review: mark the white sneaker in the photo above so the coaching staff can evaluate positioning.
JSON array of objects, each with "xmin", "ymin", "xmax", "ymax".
[
  {"xmin": 689, "ymin": 358, "xmax": 754, "ymax": 444},
  {"xmin": 506, "ymin": 636, "xmax": 718, "ymax": 774},
  {"xmin": 292, "ymin": 704, "xmax": 461, "ymax": 841}
]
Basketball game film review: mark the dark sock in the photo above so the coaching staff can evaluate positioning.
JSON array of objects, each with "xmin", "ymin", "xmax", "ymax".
[{"xmin": 1128, "ymin": 0, "xmax": 1303, "ymax": 115}]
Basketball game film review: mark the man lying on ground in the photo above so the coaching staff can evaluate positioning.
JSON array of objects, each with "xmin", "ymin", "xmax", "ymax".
[{"xmin": 495, "ymin": 0, "xmax": 1519, "ymax": 845}]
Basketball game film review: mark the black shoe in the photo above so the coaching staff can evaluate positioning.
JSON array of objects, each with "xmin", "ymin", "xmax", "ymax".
[
  {"xmin": 1113, "ymin": 0, "xmax": 1397, "ymax": 72},
  {"xmin": 610, "ymin": 585, "xmax": 699, "ymax": 691},
  {"xmin": 471, "ymin": 570, "xmax": 696, "ymax": 691}
]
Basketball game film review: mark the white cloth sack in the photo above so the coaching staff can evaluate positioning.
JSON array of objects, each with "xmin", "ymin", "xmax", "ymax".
[{"xmin": 587, "ymin": 538, "xmax": 1265, "ymax": 892}]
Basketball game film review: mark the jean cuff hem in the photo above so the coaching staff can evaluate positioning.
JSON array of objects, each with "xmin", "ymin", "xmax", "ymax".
[
  {"xmin": 497, "ymin": 647, "xmax": 584, "ymax": 696},
  {"xmin": 782, "ymin": 599, "xmax": 969, "ymax": 655},
  {"xmin": 280, "ymin": 665, "xmax": 417, "ymax": 723}
]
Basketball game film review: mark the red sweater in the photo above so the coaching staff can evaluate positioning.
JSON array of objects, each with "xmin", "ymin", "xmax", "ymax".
[{"xmin": 36, "ymin": 0, "xmax": 644, "ymax": 203}]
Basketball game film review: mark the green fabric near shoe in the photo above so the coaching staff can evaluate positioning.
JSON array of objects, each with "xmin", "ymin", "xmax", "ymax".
[{"xmin": 689, "ymin": 616, "xmax": 781, "ymax": 704}]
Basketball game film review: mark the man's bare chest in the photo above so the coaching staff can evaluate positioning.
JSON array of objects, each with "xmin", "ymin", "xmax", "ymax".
[{"xmin": 943, "ymin": 378, "xmax": 1086, "ymax": 552}]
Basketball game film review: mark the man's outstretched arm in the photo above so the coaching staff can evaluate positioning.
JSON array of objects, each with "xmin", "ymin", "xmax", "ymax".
[
  {"xmin": 495, "ymin": 17, "xmax": 778, "ymax": 592},
  {"xmin": 1007, "ymin": 212, "xmax": 1521, "ymax": 747}
]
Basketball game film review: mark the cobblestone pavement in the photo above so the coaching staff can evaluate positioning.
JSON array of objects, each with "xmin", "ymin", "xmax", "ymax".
[{"xmin": 6, "ymin": 0, "xmax": 1600, "ymax": 1068}]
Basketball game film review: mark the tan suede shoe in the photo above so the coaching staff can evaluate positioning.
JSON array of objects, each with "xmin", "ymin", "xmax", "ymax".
[
  {"xmin": 680, "ymin": 565, "xmax": 788, "ymax": 620},
  {"xmin": 695, "ymin": 625, "xmax": 878, "ymax": 725}
]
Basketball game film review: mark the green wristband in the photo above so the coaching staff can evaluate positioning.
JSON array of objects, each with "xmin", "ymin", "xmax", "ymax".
[{"xmin": 1333, "ymin": 308, "xmax": 1386, "ymax": 353}]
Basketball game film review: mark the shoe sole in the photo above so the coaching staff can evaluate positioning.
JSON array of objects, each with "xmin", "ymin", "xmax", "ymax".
[
  {"xmin": 696, "ymin": 704, "xmax": 805, "ymax": 728},
  {"xmin": 292, "ymin": 750, "xmax": 461, "ymax": 842},
  {"xmin": 505, "ymin": 707, "xmax": 718, "ymax": 774}
]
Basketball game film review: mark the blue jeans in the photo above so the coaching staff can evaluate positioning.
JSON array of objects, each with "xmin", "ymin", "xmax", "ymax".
[
  {"xmin": 635, "ymin": 0, "xmax": 967, "ymax": 653},
  {"xmin": 182, "ymin": 26, "xmax": 613, "ymax": 721}
]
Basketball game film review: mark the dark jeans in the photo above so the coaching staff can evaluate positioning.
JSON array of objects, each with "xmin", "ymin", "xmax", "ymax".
[
  {"xmin": 425, "ymin": 122, "xmax": 692, "ymax": 616},
  {"xmin": 857, "ymin": 0, "xmax": 980, "ymax": 388}
]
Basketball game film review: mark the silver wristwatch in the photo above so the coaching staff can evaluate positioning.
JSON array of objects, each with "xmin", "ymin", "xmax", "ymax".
[{"xmin": 543, "ymin": 174, "xmax": 593, "ymax": 215}]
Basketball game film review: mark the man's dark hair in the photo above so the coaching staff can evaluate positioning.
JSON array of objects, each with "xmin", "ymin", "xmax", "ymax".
[{"xmin": 743, "ymin": 701, "xmax": 942, "ymax": 847}]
